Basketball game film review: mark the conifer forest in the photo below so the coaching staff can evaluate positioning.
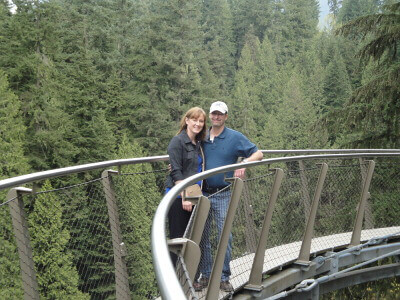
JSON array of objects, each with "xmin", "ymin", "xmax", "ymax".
[{"xmin": 0, "ymin": 0, "xmax": 399, "ymax": 299}]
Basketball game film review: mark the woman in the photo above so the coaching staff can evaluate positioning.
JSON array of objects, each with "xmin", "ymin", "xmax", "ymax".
[{"xmin": 166, "ymin": 107, "xmax": 207, "ymax": 266}]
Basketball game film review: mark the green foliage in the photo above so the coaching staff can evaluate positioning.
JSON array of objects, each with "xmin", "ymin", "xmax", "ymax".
[
  {"xmin": 270, "ymin": 0, "xmax": 320, "ymax": 64},
  {"xmin": 0, "ymin": 70, "xmax": 29, "ymax": 177},
  {"xmin": 262, "ymin": 69, "xmax": 328, "ymax": 150},
  {"xmin": 113, "ymin": 135, "xmax": 164, "ymax": 298},
  {"xmin": 337, "ymin": 0, "xmax": 380, "ymax": 23},
  {"xmin": 0, "ymin": 68, "xmax": 28, "ymax": 299},
  {"xmin": 29, "ymin": 181, "xmax": 89, "ymax": 299},
  {"xmin": 321, "ymin": 38, "xmax": 352, "ymax": 112},
  {"xmin": 334, "ymin": 2, "xmax": 400, "ymax": 148},
  {"xmin": 230, "ymin": 0, "xmax": 274, "ymax": 58},
  {"xmin": 201, "ymin": 0, "xmax": 236, "ymax": 92},
  {"xmin": 0, "ymin": 202, "xmax": 24, "ymax": 299}
]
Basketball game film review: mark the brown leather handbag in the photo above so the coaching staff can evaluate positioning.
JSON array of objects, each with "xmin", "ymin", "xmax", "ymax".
[{"xmin": 184, "ymin": 184, "xmax": 203, "ymax": 197}]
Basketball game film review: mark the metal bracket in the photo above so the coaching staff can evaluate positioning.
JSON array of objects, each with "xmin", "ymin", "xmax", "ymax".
[{"xmin": 328, "ymin": 255, "xmax": 339, "ymax": 275}]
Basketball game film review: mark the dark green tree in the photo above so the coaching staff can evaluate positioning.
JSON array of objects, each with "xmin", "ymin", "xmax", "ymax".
[
  {"xmin": 0, "ymin": 69, "xmax": 29, "ymax": 177},
  {"xmin": 262, "ymin": 69, "xmax": 327, "ymax": 150},
  {"xmin": 337, "ymin": 0, "xmax": 380, "ymax": 23},
  {"xmin": 321, "ymin": 39, "xmax": 352, "ymax": 112},
  {"xmin": 125, "ymin": 0, "xmax": 208, "ymax": 153},
  {"xmin": 271, "ymin": 0, "xmax": 319, "ymax": 64},
  {"xmin": 335, "ymin": 2, "xmax": 400, "ymax": 147},
  {"xmin": 29, "ymin": 181, "xmax": 89, "ymax": 299},
  {"xmin": 201, "ymin": 0, "xmax": 236, "ymax": 93},
  {"xmin": 0, "ymin": 60, "xmax": 29, "ymax": 298},
  {"xmin": 113, "ymin": 135, "xmax": 163, "ymax": 298},
  {"xmin": 231, "ymin": 32, "xmax": 262, "ymax": 141},
  {"xmin": 230, "ymin": 0, "xmax": 274, "ymax": 58}
]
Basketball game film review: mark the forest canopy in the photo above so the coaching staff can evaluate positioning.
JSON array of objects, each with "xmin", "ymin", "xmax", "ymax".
[{"xmin": 1, "ymin": 0, "xmax": 398, "ymax": 177}]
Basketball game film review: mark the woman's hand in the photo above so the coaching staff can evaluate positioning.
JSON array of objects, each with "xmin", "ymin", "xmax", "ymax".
[{"xmin": 182, "ymin": 199, "xmax": 193, "ymax": 212}]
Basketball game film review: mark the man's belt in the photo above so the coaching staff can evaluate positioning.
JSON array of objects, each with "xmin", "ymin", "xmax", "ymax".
[{"xmin": 202, "ymin": 186, "xmax": 228, "ymax": 194}]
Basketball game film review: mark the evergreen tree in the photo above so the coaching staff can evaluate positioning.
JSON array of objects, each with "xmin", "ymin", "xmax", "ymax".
[
  {"xmin": 337, "ymin": 0, "xmax": 380, "ymax": 23},
  {"xmin": 201, "ymin": 0, "xmax": 235, "ymax": 93},
  {"xmin": 296, "ymin": 38, "xmax": 325, "ymax": 112},
  {"xmin": 127, "ymin": 0, "xmax": 206, "ymax": 153},
  {"xmin": 113, "ymin": 135, "xmax": 162, "ymax": 298},
  {"xmin": 46, "ymin": 1, "xmax": 116, "ymax": 165},
  {"xmin": 0, "ymin": 204, "xmax": 24, "ymax": 299},
  {"xmin": 0, "ymin": 68, "xmax": 28, "ymax": 299},
  {"xmin": 29, "ymin": 181, "xmax": 89, "ymax": 299},
  {"xmin": 0, "ymin": 70, "xmax": 29, "ymax": 177},
  {"xmin": 230, "ymin": 0, "xmax": 274, "ymax": 58},
  {"xmin": 321, "ymin": 39, "xmax": 352, "ymax": 112},
  {"xmin": 271, "ymin": 0, "xmax": 319, "ymax": 64},
  {"xmin": 335, "ymin": 2, "xmax": 400, "ymax": 147},
  {"xmin": 0, "ymin": 0, "xmax": 80, "ymax": 170},
  {"xmin": 231, "ymin": 31, "xmax": 262, "ymax": 142},
  {"xmin": 262, "ymin": 70, "xmax": 327, "ymax": 150},
  {"xmin": 232, "ymin": 32, "xmax": 280, "ymax": 146},
  {"xmin": 257, "ymin": 34, "xmax": 280, "ymax": 115}
]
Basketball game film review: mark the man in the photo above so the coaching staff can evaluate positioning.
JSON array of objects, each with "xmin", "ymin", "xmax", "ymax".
[{"xmin": 194, "ymin": 101, "xmax": 263, "ymax": 292}]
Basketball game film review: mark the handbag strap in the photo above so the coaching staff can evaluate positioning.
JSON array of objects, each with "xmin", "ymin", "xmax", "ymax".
[{"xmin": 199, "ymin": 144, "xmax": 205, "ymax": 189}]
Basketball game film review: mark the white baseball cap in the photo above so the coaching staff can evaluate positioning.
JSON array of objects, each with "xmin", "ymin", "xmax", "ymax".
[{"xmin": 210, "ymin": 101, "xmax": 228, "ymax": 114}]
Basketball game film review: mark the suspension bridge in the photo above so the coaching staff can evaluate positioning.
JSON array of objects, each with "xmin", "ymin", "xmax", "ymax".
[{"xmin": 1, "ymin": 150, "xmax": 400, "ymax": 299}]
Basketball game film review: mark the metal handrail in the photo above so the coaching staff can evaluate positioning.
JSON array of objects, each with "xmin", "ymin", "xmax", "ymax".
[
  {"xmin": 0, "ymin": 155, "xmax": 169, "ymax": 191},
  {"xmin": 261, "ymin": 149, "xmax": 400, "ymax": 155},
  {"xmin": 2, "ymin": 149, "xmax": 400, "ymax": 191},
  {"xmin": 151, "ymin": 152, "xmax": 400, "ymax": 299}
]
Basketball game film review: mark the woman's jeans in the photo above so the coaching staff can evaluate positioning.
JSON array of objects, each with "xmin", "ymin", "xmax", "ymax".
[{"xmin": 198, "ymin": 190, "xmax": 232, "ymax": 281}]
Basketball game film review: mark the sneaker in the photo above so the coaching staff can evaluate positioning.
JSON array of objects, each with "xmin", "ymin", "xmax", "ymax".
[
  {"xmin": 193, "ymin": 277, "xmax": 208, "ymax": 292},
  {"xmin": 220, "ymin": 280, "xmax": 234, "ymax": 292}
]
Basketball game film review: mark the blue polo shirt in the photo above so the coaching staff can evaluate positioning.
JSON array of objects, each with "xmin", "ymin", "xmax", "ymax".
[{"xmin": 203, "ymin": 127, "xmax": 258, "ymax": 188}]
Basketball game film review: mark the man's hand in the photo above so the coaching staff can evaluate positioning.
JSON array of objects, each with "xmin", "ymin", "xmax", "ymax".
[{"xmin": 234, "ymin": 168, "xmax": 246, "ymax": 179}]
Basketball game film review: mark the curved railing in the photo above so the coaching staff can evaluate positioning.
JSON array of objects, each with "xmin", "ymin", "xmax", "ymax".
[
  {"xmin": 1, "ymin": 150, "xmax": 400, "ymax": 300},
  {"xmin": 152, "ymin": 152, "xmax": 400, "ymax": 299},
  {"xmin": 2, "ymin": 149, "xmax": 399, "ymax": 191}
]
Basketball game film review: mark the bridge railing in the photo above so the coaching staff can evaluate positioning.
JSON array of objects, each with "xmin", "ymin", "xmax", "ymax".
[
  {"xmin": 0, "ymin": 156, "xmax": 169, "ymax": 300},
  {"xmin": 1, "ymin": 150, "xmax": 400, "ymax": 300},
  {"xmin": 152, "ymin": 152, "xmax": 400, "ymax": 300}
]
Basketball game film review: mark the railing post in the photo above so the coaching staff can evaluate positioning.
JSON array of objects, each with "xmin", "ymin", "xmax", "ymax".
[
  {"xmin": 245, "ymin": 168, "xmax": 284, "ymax": 291},
  {"xmin": 187, "ymin": 195, "xmax": 210, "ymax": 246},
  {"xmin": 350, "ymin": 160, "xmax": 375, "ymax": 247},
  {"xmin": 169, "ymin": 195, "xmax": 210, "ymax": 282},
  {"xmin": 206, "ymin": 177, "xmax": 244, "ymax": 300},
  {"xmin": 296, "ymin": 163, "xmax": 328, "ymax": 264},
  {"xmin": 101, "ymin": 170, "xmax": 130, "ymax": 300},
  {"xmin": 7, "ymin": 187, "xmax": 40, "ymax": 300},
  {"xmin": 168, "ymin": 238, "xmax": 201, "ymax": 283},
  {"xmin": 359, "ymin": 158, "xmax": 374, "ymax": 229}
]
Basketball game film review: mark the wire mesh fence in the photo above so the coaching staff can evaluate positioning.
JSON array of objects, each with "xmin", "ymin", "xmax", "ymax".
[
  {"xmin": 0, "ymin": 194, "xmax": 24, "ymax": 299},
  {"xmin": 184, "ymin": 157, "xmax": 400, "ymax": 299},
  {"xmin": 1, "ymin": 155, "xmax": 400, "ymax": 299},
  {"xmin": 0, "ymin": 163, "xmax": 169, "ymax": 300}
]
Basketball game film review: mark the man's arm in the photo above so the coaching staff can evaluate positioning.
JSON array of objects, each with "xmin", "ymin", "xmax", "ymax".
[
  {"xmin": 243, "ymin": 150, "xmax": 263, "ymax": 162},
  {"xmin": 234, "ymin": 150, "xmax": 263, "ymax": 179}
]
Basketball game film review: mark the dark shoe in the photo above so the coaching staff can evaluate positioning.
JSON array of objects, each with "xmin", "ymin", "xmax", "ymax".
[
  {"xmin": 220, "ymin": 280, "xmax": 234, "ymax": 292},
  {"xmin": 193, "ymin": 277, "xmax": 208, "ymax": 292}
]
